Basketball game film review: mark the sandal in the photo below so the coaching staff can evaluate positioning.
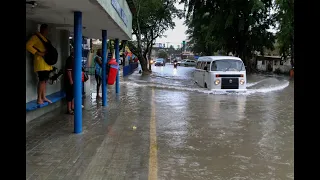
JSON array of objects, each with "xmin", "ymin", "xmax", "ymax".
[
  {"xmin": 66, "ymin": 110, "xmax": 74, "ymax": 115},
  {"xmin": 71, "ymin": 105, "xmax": 84, "ymax": 111}
]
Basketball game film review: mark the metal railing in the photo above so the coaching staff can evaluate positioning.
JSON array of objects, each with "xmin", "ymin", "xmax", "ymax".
[{"xmin": 83, "ymin": 67, "xmax": 95, "ymax": 76}]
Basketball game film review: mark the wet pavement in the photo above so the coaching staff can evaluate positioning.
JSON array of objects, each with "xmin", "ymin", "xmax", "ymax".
[{"xmin": 26, "ymin": 64, "xmax": 294, "ymax": 180}]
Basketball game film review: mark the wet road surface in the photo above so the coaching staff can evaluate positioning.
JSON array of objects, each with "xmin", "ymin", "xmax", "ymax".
[{"xmin": 26, "ymin": 64, "xmax": 294, "ymax": 180}]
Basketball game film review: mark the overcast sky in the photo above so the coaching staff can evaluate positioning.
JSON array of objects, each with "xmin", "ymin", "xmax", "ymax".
[{"xmin": 155, "ymin": 2, "xmax": 278, "ymax": 49}]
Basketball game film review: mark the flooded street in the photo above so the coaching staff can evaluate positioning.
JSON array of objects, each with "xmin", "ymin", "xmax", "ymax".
[
  {"xmin": 122, "ymin": 64, "xmax": 294, "ymax": 179},
  {"xmin": 26, "ymin": 64, "xmax": 293, "ymax": 180}
]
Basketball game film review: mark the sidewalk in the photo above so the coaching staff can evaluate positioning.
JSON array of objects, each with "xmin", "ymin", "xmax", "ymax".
[{"xmin": 26, "ymin": 83, "xmax": 153, "ymax": 180}]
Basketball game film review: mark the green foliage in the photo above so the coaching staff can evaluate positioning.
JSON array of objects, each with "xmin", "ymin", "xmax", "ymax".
[
  {"xmin": 180, "ymin": 0, "xmax": 276, "ymax": 66},
  {"xmin": 274, "ymin": 67, "xmax": 282, "ymax": 74},
  {"xmin": 274, "ymin": 0, "xmax": 294, "ymax": 66},
  {"xmin": 128, "ymin": 0, "xmax": 182, "ymax": 71},
  {"xmin": 157, "ymin": 49, "xmax": 168, "ymax": 59}
]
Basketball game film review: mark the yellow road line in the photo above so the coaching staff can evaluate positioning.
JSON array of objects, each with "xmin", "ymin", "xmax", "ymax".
[{"xmin": 148, "ymin": 88, "xmax": 158, "ymax": 180}]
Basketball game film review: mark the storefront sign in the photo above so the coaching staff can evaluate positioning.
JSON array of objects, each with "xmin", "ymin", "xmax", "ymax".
[{"xmin": 111, "ymin": 0, "xmax": 128, "ymax": 26}]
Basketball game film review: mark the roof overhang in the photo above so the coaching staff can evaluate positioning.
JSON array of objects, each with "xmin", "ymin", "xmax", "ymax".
[{"xmin": 26, "ymin": 0, "xmax": 133, "ymax": 40}]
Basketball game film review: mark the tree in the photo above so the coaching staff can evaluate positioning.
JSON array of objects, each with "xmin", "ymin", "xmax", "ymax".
[
  {"xmin": 157, "ymin": 49, "xmax": 168, "ymax": 59},
  {"xmin": 180, "ymin": 0, "xmax": 276, "ymax": 72},
  {"xmin": 274, "ymin": 0, "xmax": 294, "ymax": 67},
  {"xmin": 128, "ymin": 0, "xmax": 182, "ymax": 73}
]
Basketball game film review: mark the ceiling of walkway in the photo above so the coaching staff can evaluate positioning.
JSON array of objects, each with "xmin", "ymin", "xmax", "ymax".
[{"xmin": 26, "ymin": 0, "xmax": 131, "ymax": 40}]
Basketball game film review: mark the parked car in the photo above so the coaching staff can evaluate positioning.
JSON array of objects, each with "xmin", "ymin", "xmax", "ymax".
[
  {"xmin": 183, "ymin": 59, "xmax": 197, "ymax": 66},
  {"xmin": 177, "ymin": 59, "xmax": 186, "ymax": 66},
  {"xmin": 155, "ymin": 58, "xmax": 165, "ymax": 66}
]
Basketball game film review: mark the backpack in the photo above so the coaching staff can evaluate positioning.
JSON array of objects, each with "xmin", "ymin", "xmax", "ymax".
[{"xmin": 35, "ymin": 34, "xmax": 58, "ymax": 65}]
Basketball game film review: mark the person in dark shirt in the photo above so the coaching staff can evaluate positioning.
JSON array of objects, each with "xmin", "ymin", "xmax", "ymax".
[
  {"xmin": 94, "ymin": 49, "xmax": 103, "ymax": 99},
  {"xmin": 65, "ymin": 50, "xmax": 74, "ymax": 115}
]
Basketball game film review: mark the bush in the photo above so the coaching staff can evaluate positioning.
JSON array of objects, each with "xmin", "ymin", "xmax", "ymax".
[{"xmin": 274, "ymin": 68, "xmax": 282, "ymax": 74}]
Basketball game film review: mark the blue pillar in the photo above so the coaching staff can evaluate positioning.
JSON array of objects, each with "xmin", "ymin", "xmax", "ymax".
[
  {"xmin": 102, "ymin": 30, "xmax": 108, "ymax": 106},
  {"xmin": 74, "ymin": 11, "xmax": 82, "ymax": 134},
  {"xmin": 115, "ymin": 39, "xmax": 120, "ymax": 93}
]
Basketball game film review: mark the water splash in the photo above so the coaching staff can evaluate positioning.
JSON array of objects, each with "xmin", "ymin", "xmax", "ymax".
[
  {"xmin": 122, "ymin": 79, "xmax": 289, "ymax": 95},
  {"xmin": 246, "ymin": 79, "xmax": 266, "ymax": 87},
  {"xmin": 247, "ymin": 81, "xmax": 290, "ymax": 94}
]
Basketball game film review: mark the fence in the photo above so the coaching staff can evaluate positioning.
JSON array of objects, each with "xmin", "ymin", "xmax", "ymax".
[
  {"xmin": 85, "ymin": 67, "xmax": 96, "ymax": 76},
  {"xmin": 123, "ymin": 63, "xmax": 138, "ymax": 76},
  {"xmin": 84, "ymin": 62, "xmax": 138, "ymax": 77}
]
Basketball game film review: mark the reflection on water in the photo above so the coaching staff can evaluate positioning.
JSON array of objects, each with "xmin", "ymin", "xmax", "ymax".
[
  {"xmin": 155, "ymin": 91, "xmax": 190, "ymax": 149},
  {"xmin": 90, "ymin": 65, "xmax": 293, "ymax": 179}
]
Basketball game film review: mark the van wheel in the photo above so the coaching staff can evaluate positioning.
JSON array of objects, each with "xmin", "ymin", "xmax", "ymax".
[{"xmin": 204, "ymin": 83, "xmax": 207, "ymax": 88}]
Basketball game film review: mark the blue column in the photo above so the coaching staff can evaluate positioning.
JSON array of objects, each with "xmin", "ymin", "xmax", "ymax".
[
  {"xmin": 102, "ymin": 30, "xmax": 108, "ymax": 106},
  {"xmin": 74, "ymin": 11, "xmax": 83, "ymax": 134},
  {"xmin": 115, "ymin": 39, "xmax": 120, "ymax": 93}
]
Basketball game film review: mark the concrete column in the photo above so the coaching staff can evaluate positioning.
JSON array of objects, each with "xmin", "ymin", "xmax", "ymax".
[
  {"xmin": 102, "ymin": 30, "xmax": 108, "ymax": 106},
  {"xmin": 74, "ymin": 11, "xmax": 83, "ymax": 134},
  {"xmin": 115, "ymin": 39, "xmax": 120, "ymax": 93}
]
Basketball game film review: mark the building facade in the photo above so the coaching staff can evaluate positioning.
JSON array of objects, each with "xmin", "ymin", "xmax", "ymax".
[{"xmin": 255, "ymin": 55, "xmax": 292, "ymax": 74}]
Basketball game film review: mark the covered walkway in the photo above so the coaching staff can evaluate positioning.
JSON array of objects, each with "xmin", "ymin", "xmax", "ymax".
[
  {"xmin": 26, "ymin": 0, "xmax": 134, "ymax": 133},
  {"xmin": 26, "ymin": 83, "xmax": 152, "ymax": 180}
]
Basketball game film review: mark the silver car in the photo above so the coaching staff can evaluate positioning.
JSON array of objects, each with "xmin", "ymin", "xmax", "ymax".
[{"xmin": 183, "ymin": 59, "xmax": 197, "ymax": 66}]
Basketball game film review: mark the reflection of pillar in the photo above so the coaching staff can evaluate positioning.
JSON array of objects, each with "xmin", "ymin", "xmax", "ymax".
[
  {"xmin": 102, "ymin": 30, "xmax": 108, "ymax": 106},
  {"xmin": 74, "ymin": 11, "xmax": 82, "ymax": 134},
  {"xmin": 115, "ymin": 39, "xmax": 120, "ymax": 93}
]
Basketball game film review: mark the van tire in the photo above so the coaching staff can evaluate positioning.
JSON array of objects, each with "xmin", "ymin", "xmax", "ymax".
[{"xmin": 204, "ymin": 83, "xmax": 207, "ymax": 88}]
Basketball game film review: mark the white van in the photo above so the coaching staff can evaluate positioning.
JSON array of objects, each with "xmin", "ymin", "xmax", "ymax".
[{"xmin": 194, "ymin": 56, "xmax": 247, "ymax": 91}]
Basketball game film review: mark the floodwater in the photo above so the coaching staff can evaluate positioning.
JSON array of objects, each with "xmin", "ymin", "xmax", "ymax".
[
  {"xmin": 26, "ymin": 64, "xmax": 293, "ymax": 180},
  {"xmin": 121, "ymin": 64, "xmax": 294, "ymax": 180}
]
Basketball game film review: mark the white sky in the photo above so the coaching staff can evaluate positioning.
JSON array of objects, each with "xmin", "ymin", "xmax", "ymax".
[{"xmin": 154, "ymin": 2, "xmax": 277, "ymax": 48}]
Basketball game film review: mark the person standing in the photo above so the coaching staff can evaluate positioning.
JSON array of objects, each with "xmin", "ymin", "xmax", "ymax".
[
  {"xmin": 94, "ymin": 49, "xmax": 103, "ymax": 99},
  {"xmin": 26, "ymin": 24, "xmax": 53, "ymax": 104},
  {"xmin": 64, "ymin": 50, "xmax": 75, "ymax": 114}
]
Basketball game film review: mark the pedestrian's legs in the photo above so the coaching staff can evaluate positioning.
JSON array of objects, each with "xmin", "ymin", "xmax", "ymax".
[
  {"xmin": 37, "ymin": 81, "xmax": 44, "ymax": 104},
  {"xmin": 95, "ymin": 74, "xmax": 102, "ymax": 98}
]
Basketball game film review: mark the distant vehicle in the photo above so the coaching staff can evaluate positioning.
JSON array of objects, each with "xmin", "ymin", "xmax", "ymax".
[
  {"xmin": 194, "ymin": 56, "xmax": 247, "ymax": 91},
  {"xmin": 180, "ymin": 52, "xmax": 194, "ymax": 60},
  {"xmin": 173, "ymin": 60, "xmax": 178, "ymax": 68},
  {"xmin": 183, "ymin": 59, "xmax": 197, "ymax": 67},
  {"xmin": 154, "ymin": 58, "xmax": 165, "ymax": 66},
  {"xmin": 177, "ymin": 59, "xmax": 186, "ymax": 66}
]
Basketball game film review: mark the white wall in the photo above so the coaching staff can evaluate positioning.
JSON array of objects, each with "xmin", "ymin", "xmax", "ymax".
[
  {"xmin": 257, "ymin": 60, "xmax": 267, "ymax": 71},
  {"xmin": 273, "ymin": 60, "xmax": 291, "ymax": 73},
  {"xmin": 257, "ymin": 59, "xmax": 291, "ymax": 73},
  {"xmin": 26, "ymin": 20, "xmax": 70, "ymax": 103}
]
